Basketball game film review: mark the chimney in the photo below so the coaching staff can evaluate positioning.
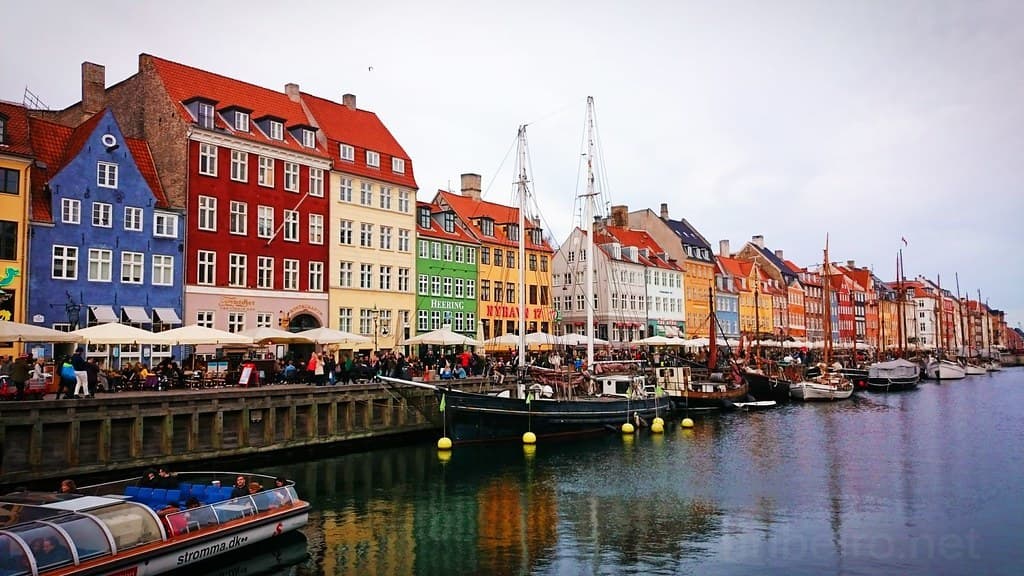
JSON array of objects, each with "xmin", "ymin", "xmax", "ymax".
[
  {"xmin": 847, "ymin": 260, "xmax": 856, "ymax": 268},
  {"xmin": 285, "ymin": 83, "xmax": 301, "ymax": 102},
  {"xmin": 81, "ymin": 62, "xmax": 106, "ymax": 116},
  {"xmin": 660, "ymin": 203, "xmax": 669, "ymax": 220},
  {"xmin": 752, "ymin": 235, "xmax": 765, "ymax": 248},
  {"xmin": 611, "ymin": 205, "xmax": 628, "ymax": 227},
  {"xmin": 719, "ymin": 239, "xmax": 730, "ymax": 257},
  {"xmin": 775, "ymin": 249, "xmax": 784, "ymax": 260},
  {"xmin": 342, "ymin": 93, "xmax": 357, "ymax": 110},
  {"xmin": 460, "ymin": 173, "xmax": 482, "ymax": 201}
]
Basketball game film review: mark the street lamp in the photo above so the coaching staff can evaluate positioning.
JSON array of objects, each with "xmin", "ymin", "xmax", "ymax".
[
  {"xmin": 65, "ymin": 293, "xmax": 81, "ymax": 330},
  {"xmin": 371, "ymin": 306, "xmax": 380, "ymax": 353}
]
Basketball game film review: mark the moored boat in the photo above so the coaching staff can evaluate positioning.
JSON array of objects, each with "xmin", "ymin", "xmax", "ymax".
[
  {"xmin": 961, "ymin": 361, "xmax": 987, "ymax": 376},
  {"xmin": 866, "ymin": 358, "xmax": 920, "ymax": 392},
  {"xmin": 924, "ymin": 357, "xmax": 967, "ymax": 380},
  {"xmin": 658, "ymin": 365, "xmax": 749, "ymax": 412},
  {"xmin": 741, "ymin": 364, "xmax": 795, "ymax": 403},
  {"xmin": 0, "ymin": 472, "xmax": 309, "ymax": 576},
  {"xmin": 790, "ymin": 372, "xmax": 854, "ymax": 401}
]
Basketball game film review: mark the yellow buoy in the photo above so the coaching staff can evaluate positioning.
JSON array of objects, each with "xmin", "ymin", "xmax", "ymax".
[
  {"xmin": 621, "ymin": 422, "xmax": 635, "ymax": 434},
  {"xmin": 651, "ymin": 421, "xmax": 664, "ymax": 434},
  {"xmin": 681, "ymin": 417, "xmax": 694, "ymax": 428},
  {"xmin": 522, "ymin": 431, "xmax": 537, "ymax": 445},
  {"xmin": 437, "ymin": 436, "xmax": 453, "ymax": 450},
  {"xmin": 653, "ymin": 417, "xmax": 665, "ymax": 427}
]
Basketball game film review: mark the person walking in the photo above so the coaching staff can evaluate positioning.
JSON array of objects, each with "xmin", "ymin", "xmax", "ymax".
[
  {"xmin": 71, "ymin": 347, "xmax": 89, "ymax": 398},
  {"xmin": 57, "ymin": 356, "xmax": 76, "ymax": 399},
  {"xmin": 10, "ymin": 354, "xmax": 30, "ymax": 401},
  {"xmin": 307, "ymin": 351, "xmax": 324, "ymax": 386}
]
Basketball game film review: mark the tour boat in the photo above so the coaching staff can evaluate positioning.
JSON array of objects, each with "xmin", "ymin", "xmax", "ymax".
[
  {"xmin": 866, "ymin": 358, "xmax": 920, "ymax": 392},
  {"xmin": 0, "ymin": 471, "xmax": 309, "ymax": 576}
]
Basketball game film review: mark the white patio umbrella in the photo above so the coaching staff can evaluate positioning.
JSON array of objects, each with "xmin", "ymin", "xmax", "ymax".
[
  {"xmin": 0, "ymin": 320, "xmax": 83, "ymax": 343},
  {"xmin": 524, "ymin": 331, "xmax": 559, "ymax": 346},
  {"xmin": 70, "ymin": 323, "xmax": 174, "ymax": 345},
  {"xmin": 238, "ymin": 326, "xmax": 314, "ymax": 344},
  {"xmin": 158, "ymin": 325, "xmax": 254, "ymax": 346},
  {"xmin": 403, "ymin": 327, "xmax": 481, "ymax": 346},
  {"xmin": 557, "ymin": 333, "xmax": 609, "ymax": 346},
  {"xmin": 484, "ymin": 333, "xmax": 521, "ymax": 347},
  {"xmin": 631, "ymin": 335, "xmax": 673, "ymax": 346},
  {"xmin": 298, "ymin": 327, "xmax": 372, "ymax": 346}
]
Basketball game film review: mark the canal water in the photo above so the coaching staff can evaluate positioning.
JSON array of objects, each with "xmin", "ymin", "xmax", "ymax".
[{"xmin": 202, "ymin": 367, "xmax": 1024, "ymax": 575}]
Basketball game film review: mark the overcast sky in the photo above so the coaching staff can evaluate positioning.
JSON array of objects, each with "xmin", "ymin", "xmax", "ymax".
[{"xmin": 4, "ymin": 0, "xmax": 1023, "ymax": 328}]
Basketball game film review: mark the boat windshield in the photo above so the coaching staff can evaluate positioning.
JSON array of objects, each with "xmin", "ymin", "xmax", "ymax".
[{"xmin": 88, "ymin": 502, "xmax": 163, "ymax": 551}]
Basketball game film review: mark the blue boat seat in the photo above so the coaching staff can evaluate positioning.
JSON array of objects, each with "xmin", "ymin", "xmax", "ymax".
[
  {"xmin": 165, "ymin": 489, "xmax": 181, "ymax": 506},
  {"xmin": 150, "ymin": 489, "xmax": 167, "ymax": 506},
  {"xmin": 125, "ymin": 485, "xmax": 140, "ymax": 499},
  {"xmin": 137, "ymin": 487, "xmax": 154, "ymax": 502},
  {"xmin": 190, "ymin": 484, "xmax": 206, "ymax": 500},
  {"xmin": 177, "ymin": 482, "xmax": 192, "ymax": 496}
]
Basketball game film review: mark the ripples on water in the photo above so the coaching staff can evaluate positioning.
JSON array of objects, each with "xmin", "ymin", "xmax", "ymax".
[{"xmin": 197, "ymin": 368, "xmax": 1024, "ymax": 575}]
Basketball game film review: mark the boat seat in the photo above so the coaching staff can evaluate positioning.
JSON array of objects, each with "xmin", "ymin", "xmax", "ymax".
[
  {"xmin": 165, "ymin": 489, "xmax": 181, "ymax": 506},
  {"xmin": 190, "ymin": 484, "xmax": 207, "ymax": 501},
  {"xmin": 137, "ymin": 487, "xmax": 154, "ymax": 502},
  {"xmin": 150, "ymin": 488, "xmax": 167, "ymax": 506},
  {"xmin": 125, "ymin": 485, "xmax": 140, "ymax": 499}
]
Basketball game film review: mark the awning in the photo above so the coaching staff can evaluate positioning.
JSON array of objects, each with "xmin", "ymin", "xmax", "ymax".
[
  {"xmin": 153, "ymin": 307, "xmax": 182, "ymax": 324},
  {"xmin": 121, "ymin": 306, "xmax": 152, "ymax": 323},
  {"xmin": 89, "ymin": 305, "xmax": 118, "ymax": 324}
]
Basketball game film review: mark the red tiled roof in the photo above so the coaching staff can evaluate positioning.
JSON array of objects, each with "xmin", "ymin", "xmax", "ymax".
[
  {"xmin": 436, "ymin": 190, "xmax": 553, "ymax": 252},
  {"xmin": 125, "ymin": 138, "xmax": 169, "ymax": 209},
  {"xmin": 28, "ymin": 117, "xmax": 73, "ymax": 222},
  {"xmin": 0, "ymin": 101, "xmax": 34, "ymax": 157},
  {"xmin": 416, "ymin": 201, "xmax": 478, "ymax": 244},
  {"xmin": 146, "ymin": 55, "xmax": 329, "ymax": 159},
  {"xmin": 593, "ymin": 227, "xmax": 682, "ymax": 271},
  {"xmin": 301, "ymin": 92, "xmax": 417, "ymax": 189},
  {"xmin": 717, "ymin": 256, "xmax": 753, "ymax": 289}
]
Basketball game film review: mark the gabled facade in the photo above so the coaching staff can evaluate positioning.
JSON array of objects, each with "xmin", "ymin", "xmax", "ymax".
[
  {"xmin": 798, "ymin": 265, "xmax": 825, "ymax": 343},
  {"xmin": 415, "ymin": 201, "xmax": 479, "ymax": 339},
  {"xmin": 713, "ymin": 257, "xmax": 740, "ymax": 339},
  {"xmin": 28, "ymin": 110, "xmax": 183, "ymax": 364},
  {"xmin": 0, "ymin": 101, "xmax": 33, "ymax": 356},
  {"xmin": 302, "ymin": 91, "xmax": 418, "ymax": 348},
  {"xmin": 732, "ymin": 235, "xmax": 805, "ymax": 339},
  {"xmin": 436, "ymin": 174, "xmax": 554, "ymax": 340}
]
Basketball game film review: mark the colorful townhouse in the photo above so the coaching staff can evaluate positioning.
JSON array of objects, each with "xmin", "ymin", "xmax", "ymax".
[
  {"xmin": 799, "ymin": 266, "xmax": 824, "ymax": 343},
  {"xmin": 840, "ymin": 263, "xmax": 877, "ymax": 347},
  {"xmin": 27, "ymin": 110, "xmax": 183, "ymax": 364},
  {"xmin": 435, "ymin": 174, "xmax": 554, "ymax": 340},
  {"xmin": 0, "ymin": 102, "xmax": 33, "ymax": 357},
  {"xmin": 415, "ymin": 201, "xmax": 479, "ymax": 339},
  {"xmin": 828, "ymin": 268, "xmax": 857, "ymax": 347},
  {"xmin": 627, "ymin": 204, "xmax": 716, "ymax": 337},
  {"xmin": 871, "ymin": 273, "xmax": 898, "ymax": 351},
  {"xmin": 712, "ymin": 253, "xmax": 740, "ymax": 340},
  {"xmin": 732, "ymin": 236, "xmax": 805, "ymax": 340},
  {"xmin": 49, "ymin": 57, "xmax": 335, "ymax": 346},
  {"xmin": 301, "ymin": 91, "xmax": 418, "ymax": 349}
]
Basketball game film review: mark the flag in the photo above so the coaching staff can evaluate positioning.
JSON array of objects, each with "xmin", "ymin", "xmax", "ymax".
[
  {"xmin": 901, "ymin": 236, "xmax": 908, "ymax": 246},
  {"xmin": 439, "ymin": 393, "xmax": 446, "ymax": 412},
  {"xmin": 655, "ymin": 385, "xmax": 664, "ymax": 398},
  {"xmin": 526, "ymin": 392, "xmax": 533, "ymax": 405}
]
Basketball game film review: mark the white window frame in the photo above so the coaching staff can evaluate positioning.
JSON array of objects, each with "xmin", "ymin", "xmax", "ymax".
[
  {"xmin": 360, "ymin": 264, "xmax": 373, "ymax": 289},
  {"xmin": 338, "ymin": 261, "xmax": 353, "ymax": 287},
  {"xmin": 199, "ymin": 143, "xmax": 218, "ymax": 176},
  {"xmin": 283, "ymin": 259, "xmax": 299, "ymax": 290},
  {"xmin": 154, "ymin": 213, "xmax": 178, "ymax": 238},
  {"xmin": 234, "ymin": 111, "xmax": 249, "ymax": 132},
  {"xmin": 360, "ymin": 182, "xmax": 372, "ymax": 205},
  {"xmin": 88, "ymin": 248, "xmax": 112, "ymax": 282},
  {"xmin": 97, "ymin": 162, "xmax": 118, "ymax": 189},
  {"xmin": 309, "ymin": 213, "xmax": 324, "ymax": 245},
  {"xmin": 379, "ymin": 265, "xmax": 392, "ymax": 290},
  {"xmin": 392, "ymin": 157, "xmax": 405, "ymax": 174},
  {"xmin": 197, "ymin": 102, "xmax": 215, "ymax": 129},
  {"xmin": 302, "ymin": 129, "xmax": 316, "ymax": 148},
  {"xmin": 52, "ymin": 245, "xmax": 78, "ymax": 279},
  {"xmin": 198, "ymin": 196, "xmax": 217, "ymax": 231},
  {"xmin": 398, "ymin": 190, "xmax": 410, "ymax": 213},
  {"xmin": 92, "ymin": 202, "xmax": 112, "ymax": 228},
  {"xmin": 269, "ymin": 120, "xmax": 284, "ymax": 141},
  {"xmin": 366, "ymin": 150, "xmax": 380, "ymax": 168},
  {"xmin": 229, "ymin": 201, "xmax": 248, "ymax": 235},
  {"xmin": 227, "ymin": 312, "xmax": 245, "ymax": 333},
  {"xmin": 309, "ymin": 261, "xmax": 324, "ymax": 292},
  {"xmin": 398, "ymin": 267, "xmax": 410, "ymax": 292},
  {"xmin": 380, "ymin": 226, "xmax": 392, "ymax": 250},
  {"xmin": 398, "ymin": 229, "xmax": 410, "ymax": 252},
  {"xmin": 283, "ymin": 210, "xmax": 299, "ymax": 242},
  {"xmin": 124, "ymin": 206, "xmax": 143, "ymax": 231},
  {"xmin": 339, "ymin": 143, "xmax": 355, "ymax": 162},
  {"xmin": 338, "ymin": 308, "xmax": 353, "ymax": 332},
  {"xmin": 257, "ymin": 206, "xmax": 274, "ymax": 239},
  {"xmin": 197, "ymin": 250, "xmax": 216, "ymax": 285},
  {"xmin": 152, "ymin": 254, "xmax": 174, "ymax": 286},
  {"xmin": 360, "ymin": 223, "xmax": 373, "ymax": 247},
  {"xmin": 258, "ymin": 156, "xmax": 274, "ymax": 187},
  {"xmin": 257, "ymin": 256, "xmax": 274, "ymax": 289},
  {"xmin": 228, "ymin": 253, "xmax": 247, "ymax": 287},
  {"xmin": 256, "ymin": 312, "xmax": 272, "ymax": 328},
  {"xmin": 339, "ymin": 219, "xmax": 353, "ymax": 245},
  {"xmin": 230, "ymin": 150, "xmax": 248, "ymax": 182},
  {"xmin": 309, "ymin": 167, "xmax": 324, "ymax": 197},
  {"xmin": 339, "ymin": 177, "xmax": 352, "ymax": 202},
  {"xmin": 418, "ymin": 274, "xmax": 429, "ymax": 295},
  {"xmin": 196, "ymin": 310, "xmax": 214, "ymax": 328},
  {"xmin": 61, "ymin": 198, "xmax": 81, "ymax": 224},
  {"xmin": 284, "ymin": 162, "xmax": 299, "ymax": 192},
  {"xmin": 120, "ymin": 251, "xmax": 144, "ymax": 284},
  {"xmin": 379, "ymin": 186, "xmax": 392, "ymax": 209}
]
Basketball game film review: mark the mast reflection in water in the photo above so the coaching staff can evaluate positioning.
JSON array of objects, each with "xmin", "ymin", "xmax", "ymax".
[{"xmin": 188, "ymin": 367, "xmax": 1024, "ymax": 575}]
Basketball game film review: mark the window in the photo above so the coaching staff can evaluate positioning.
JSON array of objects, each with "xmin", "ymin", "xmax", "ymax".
[
  {"xmin": 418, "ymin": 310, "xmax": 429, "ymax": 331},
  {"xmin": 392, "ymin": 157, "xmax": 405, "ymax": 173},
  {"xmin": 507, "ymin": 251, "xmax": 515, "ymax": 269},
  {"xmin": 359, "ymin": 264, "xmax": 373, "ymax": 289},
  {"xmin": 197, "ymin": 250, "xmax": 216, "ymax": 285},
  {"xmin": 234, "ymin": 111, "xmax": 249, "ymax": 132},
  {"xmin": 467, "ymin": 248, "xmax": 476, "ymax": 264},
  {"xmin": 257, "ymin": 256, "xmax": 274, "ymax": 289},
  {"xmin": 197, "ymin": 102, "xmax": 215, "ymax": 129},
  {"xmin": 309, "ymin": 261, "xmax": 324, "ymax": 291},
  {"xmin": 283, "ymin": 259, "xmax": 299, "ymax": 290},
  {"xmin": 91, "ymin": 202, "xmax": 112, "ymax": 228},
  {"xmin": 494, "ymin": 249, "xmax": 503, "ymax": 267},
  {"xmin": 339, "ymin": 177, "xmax": 352, "ymax": 202},
  {"xmin": 332, "ymin": 261, "xmax": 351, "ymax": 289},
  {"xmin": 419, "ymin": 239, "xmax": 429, "ymax": 258},
  {"xmin": 269, "ymin": 120, "xmax": 284, "ymax": 140},
  {"xmin": 258, "ymin": 206, "xmax": 274, "ymax": 238},
  {"xmin": 230, "ymin": 150, "xmax": 248, "ymax": 182},
  {"xmin": 88, "ymin": 248, "xmax": 112, "ymax": 282},
  {"xmin": 466, "ymin": 313, "xmax": 476, "ymax": 333},
  {"xmin": 455, "ymin": 246, "xmax": 464, "ymax": 263},
  {"xmin": 443, "ymin": 243, "xmax": 453, "ymax": 261},
  {"xmin": 256, "ymin": 312, "xmax": 272, "ymax": 328},
  {"xmin": 284, "ymin": 162, "xmax": 299, "ymax": 192},
  {"xmin": 360, "ymin": 309, "xmax": 373, "ymax": 335},
  {"xmin": 309, "ymin": 168, "xmax": 324, "ymax": 197},
  {"xmin": 430, "ymin": 241, "xmax": 441, "ymax": 260},
  {"xmin": 418, "ymin": 207, "xmax": 431, "ymax": 229},
  {"xmin": 380, "ymin": 226, "xmax": 392, "ymax": 250},
  {"xmin": 529, "ymin": 254, "xmax": 537, "ymax": 271},
  {"xmin": 360, "ymin": 182, "xmax": 372, "ymax": 205},
  {"xmin": 97, "ymin": 162, "xmax": 118, "ymax": 188},
  {"xmin": 121, "ymin": 206, "xmax": 142, "ymax": 232},
  {"xmin": 494, "ymin": 281, "xmax": 503, "ymax": 303},
  {"xmin": 0, "ymin": 221, "xmax": 13, "ymax": 260},
  {"xmin": 540, "ymin": 256, "xmax": 548, "ymax": 272},
  {"xmin": 480, "ymin": 280, "xmax": 489, "ymax": 301},
  {"xmin": 506, "ymin": 283, "xmax": 515, "ymax": 303},
  {"xmin": 507, "ymin": 224, "xmax": 519, "ymax": 242},
  {"xmin": 480, "ymin": 219, "xmax": 494, "ymax": 236},
  {"xmin": 454, "ymin": 278, "xmax": 464, "ymax": 298},
  {"xmin": 52, "ymin": 245, "xmax": 77, "ymax": 279},
  {"xmin": 258, "ymin": 156, "xmax": 274, "ymax": 187},
  {"xmin": 339, "ymin": 143, "xmax": 355, "ymax": 161},
  {"xmin": 398, "ymin": 229, "xmax": 410, "ymax": 252},
  {"xmin": 454, "ymin": 312, "xmax": 464, "ymax": 332},
  {"xmin": 199, "ymin": 143, "xmax": 218, "ymax": 176},
  {"xmin": 196, "ymin": 310, "xmax": 214, "ymax": 328},
  {"xmin": 360, "ymin": 223, "xmax": 373, "ymax": 247},
  {"xmin": 380, "ymin": 186, "xmax": 392, "ymax": 209},
  {"xmin": 379, "ymin": 265, "xmax": 392, "ymax": 290},
  {"xmin": 339, "ymin": 220, "xmax": 353, "ymax": 245},
  {"xmin": 283, "ymin": 210, "xmax": 298, "ymax": 242},
  {"xmin": 121, "ymin": 251, "xmax": 144, "ymax": 284},
  {"xmin": 302, "ymin": 129, "xmax": 316, "ymax": 148},
  {"xmin": 0, "ymin": 167, "xmax": 18, "ymax": 195},
  {"xmin": 431, "ymin": 310, "xmax": 441, "ymax": 330},
  {"xmin": 480, "ymin": 247, "xmax": 489, "ymax": 264},
  {"xmin": 431, "ymin": 276, "xmax": 441, "ymax": 296},
  {"xmin": 309, "ymin": 214, "xmax": 324, "ymax": 244},
  {"xmin": 443, "ymin": 277, "xmax": 452, "ymax": 296},
  {"xmin": 418, "ymin": 274, "xmax": 429, "ymax": 294},
  {"xmin": 227, "ymin": 312, "xmax": 245, "ymax": 333},
  {"xmin": 366, "ymin": 150, "xmax": 380, "ymax": 168},
  {"xmin": 198, "ymin": 196, "xmax": 216, "ymax": 231},
  {"xmin": 467, "ymin": 280, "xmax": 476, "ymax": 299},
  {"xmin": 398, "ymin": 191, "xmax": 410, "ymax": 212},
  {"xmin": 152, "ymin": 254, "xmax": 174, "ymax": 286},
  {"xmin": 230, "ymin": 201, "xmax": 247, "ymax": 235},
  {"xmin": 61, "ymin": 199, "xmax": 81, "ymax": 224},
  {"xmin": 228, "ymin": 253, "xmax": 246, "ymax": 287},
  {"xmin": 398, "ymin": 267, "xmax": 410, "ymax": 292}
]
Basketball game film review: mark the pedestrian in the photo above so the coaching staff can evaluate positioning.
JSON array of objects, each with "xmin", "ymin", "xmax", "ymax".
[
  {"xmin": 57, "ymin": 356, "xmax": 76, "ymax": 399},
  {"xmin": 71, "ymin": 347, "xmax": 89, "ymax": 399},
  {"xmin": 308, "ymin": 351, "xmax": 324, "ymax": 385},
  {"xmin": 85, "ymin": 358, "xmax": 100, "ymax": 397},
  {"xmin": 10, "ymin": 354, "xmax": 30, "ymax": 401}
]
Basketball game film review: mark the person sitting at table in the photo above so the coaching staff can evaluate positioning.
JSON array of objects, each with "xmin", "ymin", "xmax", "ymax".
[
  {"xmin": 135, "ymin": 362, "xmax": 150, "ymax": 380},
  {"xmin": 230, "ymin": 475, "xmax": 249, "ymax": 498},
  {"xmin": 281, "ymin": 361, "xmax": 297, "ymax": 383}
]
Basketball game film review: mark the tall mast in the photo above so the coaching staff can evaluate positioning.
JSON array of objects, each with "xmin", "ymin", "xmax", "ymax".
[
  {"xmin": 515, "ymin": 125, "xmax": 528, "ymax": 369},
  {"xmin": 822, "ymin": 235, "xmax": 832, "ymax": 365},
  {"xmin": 583, "ymin": 97, "xmax": 597, "ymax": 367},
  {"xmin": 896, "ymin": 250, "xmax": 905, "ymax": 356},
  {"xmin": 936, "ymin": 274, "xmax": 943, "ymax": 356},
  {"xmin": 955, "ymin": 272, "xmax": 965, "ymax": 358},
  {"xmin": 753, "ymin": 265, "xmax": 761, "ymax": 368}
]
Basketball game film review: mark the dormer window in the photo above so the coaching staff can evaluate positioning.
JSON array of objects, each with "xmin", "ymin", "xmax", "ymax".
[
  {"xmin": 443, "ymin": 212, "xmax": 455, "ymax": 233},
  {"xmin": 392, "ymin": 157, "xmax": 405, "ymax": 174},
  {"xmin": 269, "ymin": 120, "xmax": 284, "ymax": 140},
  {"xmin": 417, "ymin": 207, "xmax": 431, "ymax": 229},
  {"xmin": 531, "ymin": 228, "xmax": 543, "ymax": 245},
  {"xmin": 302, "ymin": 129, "xmax": 316, "ymax": 148},
  {"xmin": 197, "ymin": 102, "xmax": 215, "ymax": 129},
  {"xmin": 366, "ymin": 150, "xmax": 380, "ymax": 168},
  {"xmin": 506, "ymin": 224, "xmax": 519, "ymax": 242},
  {"xmin": 479, "ymin": 218, "xmax": 494, "ymax": 237},
  {"xmin": 235, "ymin": 111, "xmax": 249, "ymax": 132},
  {"xmin": 340, "ymin": 144, "xmax": 354, "ymax": 161},
  {"xmin": 0, "ymin": 115, "xmax": 6, "ymax": 144}
]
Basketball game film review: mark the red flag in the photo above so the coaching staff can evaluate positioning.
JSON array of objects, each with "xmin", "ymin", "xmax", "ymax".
[{"xmin": 901, "ymin": 236, "xmax": 908, "ymax": 246}]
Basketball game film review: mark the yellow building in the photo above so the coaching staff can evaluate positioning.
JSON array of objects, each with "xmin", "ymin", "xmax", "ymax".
[
  {"xmin": 0, "ymin": 103, "xmax": 33, "ymax": 354},
  {"xmin": 436, "ymin": 174, "xmax": 555, "ymax": 340}
]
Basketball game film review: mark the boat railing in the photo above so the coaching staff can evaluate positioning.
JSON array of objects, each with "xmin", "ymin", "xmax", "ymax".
[
  {"xmin": 163, "ymin": 485, "xmax": 297, "ymax": 536},
  {"xmin": 79, "ymin": 472, "xmax": 286, "ymax": 499}
]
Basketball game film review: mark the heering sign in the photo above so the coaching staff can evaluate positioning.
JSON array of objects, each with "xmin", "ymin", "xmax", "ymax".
[{"xmin": 430, "ymin": 299, "xmax": 465, "ymax": 310}]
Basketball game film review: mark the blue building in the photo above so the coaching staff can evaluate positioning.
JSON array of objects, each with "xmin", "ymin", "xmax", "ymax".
[
  {"xmin": 28, "ymin": 110, "xmax": 183, "ymax": 366},
  {"xmin": 714, "ymin": 259, "xmax": 740, "ymax": 340}
]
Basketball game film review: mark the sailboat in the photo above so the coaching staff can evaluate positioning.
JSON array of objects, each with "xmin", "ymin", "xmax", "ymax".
[
  {"xmin": 924, "ymin": 275, "xmax": 966, "ymax": 380},
  {"xmin": 789, "ymin": 237, "xmax": 854, "ymax": 401},
  {"xmin": 381, "ymin": 98, "xmax": 663, "ymax": 443},
  {"xmin": 866, "ymin": 247, "xmax": 920, "ymax": 391}
]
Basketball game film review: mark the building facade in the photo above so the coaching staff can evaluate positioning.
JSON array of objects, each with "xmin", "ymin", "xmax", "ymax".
[
  {"xmin": 0, "ymin": 102, "xmax": 33, "ymax": 357},
  {"xmin": 415, "ymin": 201, "xmax": 478, "ymax": 339}
]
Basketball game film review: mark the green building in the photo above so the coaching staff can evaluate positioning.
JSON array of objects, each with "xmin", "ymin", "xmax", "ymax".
[{"xmin": 415, "ymin": 201, "xmax": 479, "ymax": 338}]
